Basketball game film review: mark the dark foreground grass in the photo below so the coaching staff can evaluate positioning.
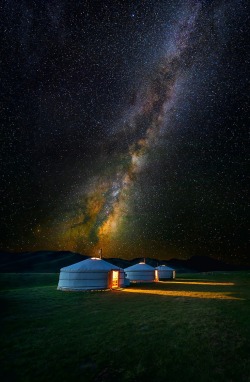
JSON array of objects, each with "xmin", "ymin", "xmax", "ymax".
[{"xmin": 0, "ymin": 272, "xmax": 249, "ymax": 382}]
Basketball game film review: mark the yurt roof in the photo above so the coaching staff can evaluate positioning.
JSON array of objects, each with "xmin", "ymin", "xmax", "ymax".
[
  {"xmin": 156, "ymin": 265, "xmax": 175, "ymax": 271},
  {"xmin": 124, "ymin": 263, "xmax": 155, "ymax": 271},
  {"xmin": 60, "ymin": 257, "xmax": 121, "ymax": 272}
]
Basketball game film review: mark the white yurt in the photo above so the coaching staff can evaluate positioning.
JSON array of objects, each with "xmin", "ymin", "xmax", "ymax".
[
  {"xmin": 124, "ymin": 262, "xmax": 157, "ymax": 283},
  {"xmin": 156, "ymin": 265, "xmax": 176, "ymax": 280},
  {"xmin": 57, "ymin": 257, "xmax": 127, "ymax": 291}
]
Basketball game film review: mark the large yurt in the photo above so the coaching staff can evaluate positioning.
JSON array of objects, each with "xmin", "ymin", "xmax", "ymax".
[
  {"xmin": 57, "ymin": 257, "xmax": 127, "ymax": 291},
  {"xmin": 124, "ymin": 262, "xmax": 157, "ymax": 283},
  {"xmin": 156, "ymin": 265, "xmax": 176, "ymax": 280}
]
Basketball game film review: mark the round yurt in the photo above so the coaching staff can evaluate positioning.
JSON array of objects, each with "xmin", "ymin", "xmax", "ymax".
[
  {"xmin": 156, "ymin": 265, "xmax": 176, "ymax": 280},
  {"xmin": 124, "ymin": 262, "xmax": 156, "ymax": 283},
  {"xmin": 57, "ymin": 257, "xmax": 127, "ymax": 291}
]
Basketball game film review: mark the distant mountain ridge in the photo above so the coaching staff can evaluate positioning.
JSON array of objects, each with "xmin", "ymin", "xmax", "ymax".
[
  {"xmin": 0, "ymin": 251, "xmax": 86, "ymax": 273},
  {"xmin": 0, "ymin": 251, "xmax": 248, "ymax": 273}
]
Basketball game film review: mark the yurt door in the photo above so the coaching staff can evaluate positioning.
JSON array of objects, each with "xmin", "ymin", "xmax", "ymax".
[
  {"xmin": 155, "ymin": 270, "xmax": 159, "ymax": 282},
  {"xmin": 109, "ymin": 270, "xmax": 119, "ymax": 289}
]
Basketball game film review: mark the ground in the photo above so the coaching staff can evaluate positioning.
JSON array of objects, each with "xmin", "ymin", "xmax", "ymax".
[{"xmin": 0, "ymin": 272, "xmax": 249, "ymax": 381}]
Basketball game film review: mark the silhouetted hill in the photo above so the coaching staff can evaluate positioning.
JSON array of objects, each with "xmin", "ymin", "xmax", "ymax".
[
  {"xmin": 105, "ymin": 258, "xmax": 131, "ymax": 269},
  {"xmin": 0, "ymin": 251, "xmax": 87, "ymax": 272},
  {"xmin": 0, "ymin": 252, "xmax": 248, "ymax": 273},
  {"xmin": 167, "ymin": 256, "xmax": 249, "ymax": 272}
]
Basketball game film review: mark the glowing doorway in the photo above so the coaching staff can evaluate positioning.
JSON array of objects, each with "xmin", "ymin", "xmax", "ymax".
[
  {"xmin": 109, "ymin": 270, "xmax": 119, "ymax": 289},
  {"xmin": 155, "ymin": 270, "xmax": 159, "ymax": 282}
]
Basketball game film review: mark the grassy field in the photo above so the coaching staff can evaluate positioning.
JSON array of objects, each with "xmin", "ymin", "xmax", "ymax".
[{"xmin": 0, "ymin": 272, "xmax": 249, "ymax": 382}]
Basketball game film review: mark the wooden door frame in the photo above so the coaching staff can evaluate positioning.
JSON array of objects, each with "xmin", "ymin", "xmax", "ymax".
[{"xmin": 108, "ymin": 269, "xmax": 120, "ymax": 289}]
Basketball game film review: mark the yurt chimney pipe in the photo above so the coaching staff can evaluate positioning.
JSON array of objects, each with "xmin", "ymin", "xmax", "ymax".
[{"xmin": 99, "ymin": 248, "xmax": 102, "ymax": 259}]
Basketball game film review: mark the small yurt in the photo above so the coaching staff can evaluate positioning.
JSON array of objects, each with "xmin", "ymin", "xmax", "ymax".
[
  {"xmin": 57, "ymin": 257, "xmax": 127, "ymax": 291},
  {"xmin": 156, "ymin": 265, "xmax": 176, "ymax": 280},
  {"xmin": 124, "ymin": 262, "xmax": 157, "ymax": 283}
]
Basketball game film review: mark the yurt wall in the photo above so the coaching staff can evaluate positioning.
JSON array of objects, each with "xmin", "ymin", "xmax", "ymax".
[
  {"xmin": 124, "ymin": 262, "xmax": 156, "ymax": 283},
  {"xmin": 58, "ymin": 257, "xmax": 126, "ymax": 291}
]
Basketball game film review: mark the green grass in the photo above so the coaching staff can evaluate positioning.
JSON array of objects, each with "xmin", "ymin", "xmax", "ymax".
[{"xmin": 0, "ymin": 272, "xmax": 249, "ymax": 382}]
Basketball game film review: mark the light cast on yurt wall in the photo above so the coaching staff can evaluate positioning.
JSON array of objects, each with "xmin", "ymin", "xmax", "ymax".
[
  {"xmin": 156, "ymin": 265, "xmax": 176, "ymax": 280},
  {"xmin": 58, "ymin": 257, "xmax": 127, "ymax": 291},
  {"xmin": 124, "ymin": 262, "xmax": 157, "ymax": 283}
]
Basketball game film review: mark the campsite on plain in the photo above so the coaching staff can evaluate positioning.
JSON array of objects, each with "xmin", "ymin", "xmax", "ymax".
[{"xmin": 1, "ymin": 271, "xmax": 249, "ymax": 382}]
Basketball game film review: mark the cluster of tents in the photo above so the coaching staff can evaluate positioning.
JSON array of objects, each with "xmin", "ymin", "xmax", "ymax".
[{"xmin": 57, "ymin": 257, "xmax": 175, "ymax": 291}]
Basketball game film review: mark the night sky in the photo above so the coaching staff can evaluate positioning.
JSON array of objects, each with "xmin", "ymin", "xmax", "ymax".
[{"xmin": 1, "ymin": 0, "xmax": 249, "ymax": 264}]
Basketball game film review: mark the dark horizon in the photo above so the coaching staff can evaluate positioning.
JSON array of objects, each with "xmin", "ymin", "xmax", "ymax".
[
  {"xmin": 1, "ymin": 1, "xmax": 249, "ymax": 265},
  {"xmin": 0, "ymin": 249, "xmax": 249, "ymax": 268}
]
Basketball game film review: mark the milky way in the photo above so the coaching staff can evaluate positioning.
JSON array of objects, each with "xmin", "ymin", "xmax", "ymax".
[
  {"xmin": 1, "ymin": 1, "xmax": 249, "ymax": 263},
  {"xmin": 54, "ymin": 2, "xmax": 203, "ymax": 257}
]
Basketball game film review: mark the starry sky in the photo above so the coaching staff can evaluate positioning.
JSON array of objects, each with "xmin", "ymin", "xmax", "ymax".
[{"xmin": 1, "ymin": 0, "xmax": 249, "ymax": 264}]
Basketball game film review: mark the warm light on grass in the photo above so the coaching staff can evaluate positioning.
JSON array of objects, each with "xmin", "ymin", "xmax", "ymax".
[
  {"xmin": 120, "ymin": 278, "xmax": 240, "ymax": 300},
  {"xmin": 158, "ymin": 281, "xmax": 235, "ymax": 286},
  {"xmin": 120, "ymin": 288, "xmax": 243, "ymax": 300}
]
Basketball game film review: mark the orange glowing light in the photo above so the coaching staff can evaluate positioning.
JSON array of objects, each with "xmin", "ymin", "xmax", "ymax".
[
  {"xmin": 109, "ymin": 270, "xmax": 120, "ymax": 289},
  {"xmin": 158, "ymin": 281, "xmax": 235, "ymax": 286},
  {"xmin": 121, "ymin": 289, "xmax": 242, "ymax": 300},
  {"xmin": 155, "ymin": 270, "xmax": 159, "ymax": 282}
]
